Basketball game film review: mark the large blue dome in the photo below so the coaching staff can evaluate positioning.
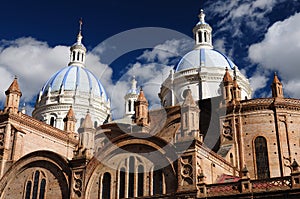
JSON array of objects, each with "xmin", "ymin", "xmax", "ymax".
[
  {"xmin": 176, "ymin": 48, "xmax": 236, "ymax": 72},
  {"xmin": 41, "ymin": 65, "xmax": 108, "ymax": 101}
]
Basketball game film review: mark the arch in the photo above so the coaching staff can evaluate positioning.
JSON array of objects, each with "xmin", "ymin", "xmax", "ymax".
[
  {"xmin": 77, "ymin": 52, "xmax": 80, "ymax": 61},
  {"xmin": 0, "ymin": 151, "xmax": 71, "ymax": 199},
  {"xmin": 254, "ymin": 136, "xmax": 270, "ymax": 179},
  {"xmin": 85, "ymin": 133, "xmax": 178, "ymax": 198}
]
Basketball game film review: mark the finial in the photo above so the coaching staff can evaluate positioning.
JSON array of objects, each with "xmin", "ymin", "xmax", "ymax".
[
  {"xmin": 79, "ymin": 18, "xmax": 83, "ymax": 33},
  {"xmin": 14, "ymin": 75, "xmax": 18, "ymax": 79},
  {"xmin": 131, "ymin": 76, "xmax": 137, "ymax": 90},
  {"xmin": 199, "ymin": 9, "xmax": 206, "ymax": 23},
  {"xmin": 77, "ymin": 18, "xmax": 83, "ymax": 44}
]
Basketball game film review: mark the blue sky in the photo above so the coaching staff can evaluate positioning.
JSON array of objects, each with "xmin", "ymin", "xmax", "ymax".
[{"xmin": 0, "ymin": 0, "xmax": 300, "ymax": 117}]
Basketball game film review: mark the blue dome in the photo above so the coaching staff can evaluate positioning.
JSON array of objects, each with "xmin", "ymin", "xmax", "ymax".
[
  {"xmin": 176, "ymin": 48, "xmax": 236, "ymax": 72},
  {"xmin": 41, "ymin": 65, "xmax": 108, "ymax": 101}
]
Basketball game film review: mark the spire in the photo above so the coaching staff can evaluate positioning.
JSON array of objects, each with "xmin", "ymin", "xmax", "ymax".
[
  {"xmin": 193, "ymin": 9, "xmax": 213, "ymax": 49},
  {"xmin": 134, "ymin": 87, "xmax": 149, "ymax": 126},
  {"xmin": 64, "ymin": 106, "xmax": 77, "ymax": 135},
  {"xmin": 5, "ymin": 76, "xmax": 22, "ymax": 96},
  {"xmin": 68, "ymin": 18, "xmax": 87, "ymax": 67},
  {"xmin": 271, "ymin": 72, "xmax": 284, "ymax": 98},
  {"xmin": 221, "ymin": 68, "xmax": 233, "ymax": 103},
  {"xmin": 4, "ymin": 76, "xmax": 22, "ymax": 113},
  {"xmin": 79, "ymin": 111, "xmax": 93, "ymax": 129},
  {"xmin": 137, "ymin": 87, "xmax": 148, "ymax": 102},
  {"xmin": 223, "ymin": 67, "xmax": 233, "ymax": 83}
]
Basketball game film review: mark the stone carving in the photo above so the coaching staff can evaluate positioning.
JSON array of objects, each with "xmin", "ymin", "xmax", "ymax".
[
  {"xmin": 73, "ymin": 171, "xmax": 83, "ymax": 197},
  {"xmin": 180, "ymin": 156, "xmax": 193, "ymax": 185},
  {"xmin": 222, "ymin": 120, "xmax": 233, "ymax": 141}
]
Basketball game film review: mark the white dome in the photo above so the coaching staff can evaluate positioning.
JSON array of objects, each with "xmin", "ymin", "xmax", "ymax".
[
  {"xmin": 33, "ymin": 24, "xmax": 110, "ymax": 131},
  {"xmin": 176, "ymin": 48, "xmax": 236, "ymax": 72},
  {"xmin": 41, "ymin": 65, "xmax": 108, "ymax": 101}
]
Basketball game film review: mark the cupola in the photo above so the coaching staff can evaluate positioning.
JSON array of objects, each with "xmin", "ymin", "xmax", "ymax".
[{"xmin": 192, "ymin": 9, "xmax": 213, "ymax": 49}]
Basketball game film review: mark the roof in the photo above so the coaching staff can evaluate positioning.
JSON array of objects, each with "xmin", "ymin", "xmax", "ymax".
[
  {"xmin": 5, "ymin": 77, "xmax": 22, "ymax": 96},
  {"xmin": 41, "ymin": 65, "xmax": 108, "ymax": 101},
  {"xmin": 176, "ymin": 48, "xmax": 236, "ymax": 72}
]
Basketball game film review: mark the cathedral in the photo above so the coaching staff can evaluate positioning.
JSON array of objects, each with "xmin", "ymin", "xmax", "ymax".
[{"xmin": 1, "ymin": 9, "xmax": 300, "ymax": 199}]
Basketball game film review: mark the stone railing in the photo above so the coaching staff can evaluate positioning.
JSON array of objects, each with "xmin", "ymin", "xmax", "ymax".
[{"xmin": 197, "ymin": 174, "xmax": 299, "ymax": 198}]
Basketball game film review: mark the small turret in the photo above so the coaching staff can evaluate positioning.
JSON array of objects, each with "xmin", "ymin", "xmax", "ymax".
[
  {"xmin": 232, "ymin": 78, "xmax": 241, "ymax": 102},
  {"xmin": 179, "ymin": 88, "xmax": 201, "ymax": 142},
  {"xmin": 193, "ymin": 9, "xmax": 213, "ymax": 49},
  {"xmin": 63, "ymin": 106, "xmax": 77, "ymax": 137},
  {"xmin": 271, "ymin": 72, "xmax": 283, "ymax": 98},
  {"xmin": 134, "ymin": 87, "xmax": 149, "ymax": 126},
  {"xmin": 77, "ymin": 111, "xmax": 95, "ymax": 158},
  {"xmin": 221, "ymin": 68, "xmax": 233, "ymax": 103},
  {"xmin": 4, "ymin": 77, "xmax": 22, "ymax": 113}
]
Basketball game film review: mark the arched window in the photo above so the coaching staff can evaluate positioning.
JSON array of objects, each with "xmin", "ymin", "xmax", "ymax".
[
  {"xmin": 255, "ymin": 136, "xmax": 270, "ymax": 179},
  {"xmin": 119, "ymin": 168, "xmax": 126, "ymax": 199},
  {"xmin": 102, "ymin": 172, "xmax": 111, "ymax": 199},
  {"xmin": 198, "ymin": 31, "xmax": 202, "ymax": 43},
  {"xmin": 94, "ymin": 121, "xmax": 98, "ymax": 128},
  {"xmin": 24, "ymin": 170, "xmax": 46, "ymax": 199},
  {"xmin": 153, "ymin": 168, "xmax": 163, "ymax": 195},
  {"xmin": 77, "ymin": 52, "xmax": 80, "ymax": 61},
  {"xmin": 128, "ymin": 157, "xmax": 135, "ymax": 197},
  {"xmin": 204, "ymin": 32, "xmax": 207, "ymax": 42},
  {"xmin": 138, "ymin": 165, "xmax": 144, "ymax": 196},
  {"xmin": 81, "ymin": 53, "xmax": 84, "ymax": 62},
  {"xmin": 50, "ymin": 116, "xmax": 55, "ymax": 127},
  {"xmin": 72, "ymin": 51, "xmax": 76, "ymax": 61},
  {"xmin": 128, "ymin": 100, "xmax": 132, "ymax": 112},
  {"xmin": 25, "ymin": 181, "xmax": 32, "ymax": 199}
]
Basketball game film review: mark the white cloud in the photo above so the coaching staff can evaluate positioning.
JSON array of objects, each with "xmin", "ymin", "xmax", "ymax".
[
  {"xmin": 0, "ymin": 37, "xmax": 113, "ymax": 115},
  {"xmin": 138, "ymin": 39, "xmax": 193, "ymax": 64},
  {"xmin": 248, "ymin": 12, "xmax": 300, "ymax": 98},
  {"xmin": 0, "ymin": 37, "xmax": 68, "ymax": 102},
  {"xmin": 249, "ymin": 72, "xmax": 268, "ymax": 93},
  {"xmin": 109, "ymin": 39, "xmax": 190, "ymax": 119},
  {"xmin": 0, "ymin": 36, "xmax": 190, "ymax": 119}
]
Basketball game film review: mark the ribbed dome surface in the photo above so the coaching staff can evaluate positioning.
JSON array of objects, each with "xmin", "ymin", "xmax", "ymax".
[
  {"xmin": 41, "ymin": 65, "xmax": 108, "ymax": 101},
  {"xmin": 176, "ymin": 48, "xmax": 236, "ymax": 72}
]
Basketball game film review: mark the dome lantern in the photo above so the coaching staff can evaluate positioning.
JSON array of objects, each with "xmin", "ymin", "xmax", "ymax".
[
  {"xmin": 68, "ymin": 18, "xmax": 86, "ymax": 67},
  {"xmin": 193, "ymin": 9, "xmax": 213, "ymax": 50}
]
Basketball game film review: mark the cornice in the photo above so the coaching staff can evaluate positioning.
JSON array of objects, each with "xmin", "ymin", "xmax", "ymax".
[{"xmin": 6, "ymin": 112, "xmax": 78, "ymax": 145}]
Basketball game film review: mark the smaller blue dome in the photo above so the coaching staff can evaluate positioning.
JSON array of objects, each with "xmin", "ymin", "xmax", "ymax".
[
  {"xmin": 176, "ymin": 48, "xmax": 236, "ymax": 72},
  {"xmin": 41, "ymin": 65, "xmax": 108, "ymax": 101}
]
